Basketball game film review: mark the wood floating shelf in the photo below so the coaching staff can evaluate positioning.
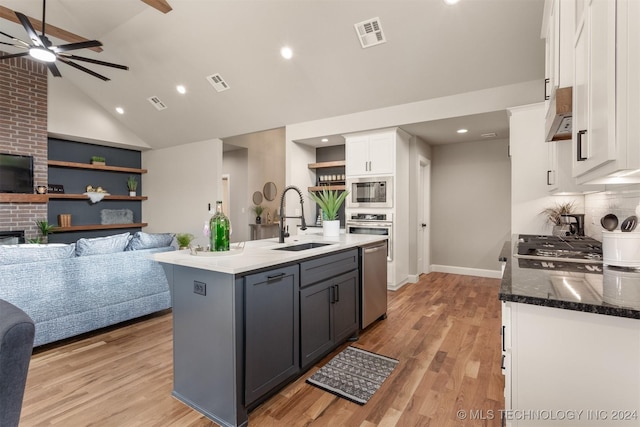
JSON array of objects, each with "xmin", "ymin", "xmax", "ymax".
[
  {"xmin": 48, "ymin": 160, "xmax": 147, "ymax": 174},
  {"xmin": 0, "ymin": 193, "xmax": 48, "ymax": 203},
  {"xmin": 53, "ymin": 223, "xmax": 148, "ymax": 232},
  {"xmin": 308, "ymin": 160, "xmax": 346, "ymax": 169},
  {"xmin": 308, "ymin": 185, "xmax": 346, "ymax": 192},
  {"xmin": 47, "ymin": 194, "xmax": 148, "ymax": 201}
]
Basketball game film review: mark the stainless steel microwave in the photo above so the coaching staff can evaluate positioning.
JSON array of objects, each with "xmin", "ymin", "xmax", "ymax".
[{"xmin": 346, "ymin": 176, "xmax": 393, "ymax": 208}]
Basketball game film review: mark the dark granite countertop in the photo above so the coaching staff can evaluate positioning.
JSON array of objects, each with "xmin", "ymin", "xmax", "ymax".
[{"xmin": 499, "ymin": 239, "xmax": 640, "ymax": 320}]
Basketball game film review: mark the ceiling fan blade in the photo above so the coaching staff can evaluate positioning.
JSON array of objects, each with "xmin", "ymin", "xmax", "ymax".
[
  {"xmin": 62, "ymin": 54, "xmax": 129, "ymax": 70},
  {"xmin": 15, "ymin": 11, "xmax": 47, "ymax": 47},
  {"xmin": 0, "ymin": 52, "xmax": 30, "ymax": 61},
  {"xmin": 0, "ymin": 31, "xmax": 31, "ymax": 48},
  {"xmin": 0, "ymin": 41, "xmax": 28, "ymax": 49},
  {"xmin": 47, "ymin": 62, "xmax": 62, "ymax": 77},
  {"xmin": 57, "ymin": 57, "xmax": 109, "ymax": 81},
  {"xmin": 55, "ymin": 40, "xmax": 103, "ymax": 53}
]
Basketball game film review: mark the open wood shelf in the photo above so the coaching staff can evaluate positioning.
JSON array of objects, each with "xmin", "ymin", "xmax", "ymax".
[
  {"xmin": 308, "ymin": 160, "xmax": 346, "ymax": 169},
  {"xmin": 48, "ymin": 160, "xmax": 147, "ymax": 174},
  {"xmin": 47, "ymin": 194, "xmax": 148, "ymax": 201},
  {"xmin": 53, "ymin": 223, "xmax": 148, "ymax": 232},
  {"xmin": 308, "ymin": 185, "xmax": 346, "ymax": 192},
  {"xmin": 0, "ymin": 193, "xmax": 48, "ymax": 203}
]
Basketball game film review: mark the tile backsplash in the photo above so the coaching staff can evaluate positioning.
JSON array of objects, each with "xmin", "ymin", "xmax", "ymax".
[{"xmin": 585, "ymin": 184, "xmax": 640, "ymax": 241}]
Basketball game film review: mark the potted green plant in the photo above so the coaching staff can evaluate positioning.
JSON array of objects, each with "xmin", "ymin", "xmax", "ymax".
[
  {"xmin": 308, "ymin": 188, "xmax": 349, "ymax": 237},
  {"xmin": 251, "ymin": 205, "xmax": 264, "ymax": 224},
  {"xmin": 176, "ymin": 233, "xmax": 195, "ymax": 250},
  {"xmin": 127, "ymin": 175, "xmax": 138, "ymax": 196},
  {"xmin": 540, "ymin": 201, "xmax": 575, "ymax": 236},
  {"xmin": 32, "ymin": 219, "xmax": 56, "ymax": 244},
  {"xmin": 91, "ymin": 156, "xmax": 106, "ymax": 165}
]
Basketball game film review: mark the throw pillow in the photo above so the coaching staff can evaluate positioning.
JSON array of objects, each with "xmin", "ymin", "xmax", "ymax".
[
  {"xmin": 126, "ymin": 231, "xmax": 175, "ymax": 251},
  {"xmin": 76, "ymin": 232, "xmax": 132, "ymax": 256},
  {"xmin": 0, "ymin": 243, "xmax": 76, "ymax": 265}
]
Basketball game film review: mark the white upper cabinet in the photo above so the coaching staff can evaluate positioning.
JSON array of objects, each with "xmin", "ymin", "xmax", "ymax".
[
  {"xmin": 572, "ymin": 0, "xmax": 640, "ymax": 183},
  {"xmin": 345, "ymin": 130, "xmax": 395, "ymax": 177}
]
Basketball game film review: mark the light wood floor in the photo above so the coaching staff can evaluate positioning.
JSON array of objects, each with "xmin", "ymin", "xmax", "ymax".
[{"xmin": 20, "ymin": 272, "xmax": 503, "ymax": 427}]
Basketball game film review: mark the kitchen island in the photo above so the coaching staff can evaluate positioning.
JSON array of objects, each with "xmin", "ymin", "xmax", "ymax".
[
  {"xmin": 499, "ymin": 238, "xmax": 640, "ymax": 427},
  {"xmin": 154, "ymin": 234, "xmax": 387, "ymax": 427}
]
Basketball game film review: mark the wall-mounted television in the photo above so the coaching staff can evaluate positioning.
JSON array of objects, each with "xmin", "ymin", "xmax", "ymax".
[{"xmin": 0, "ymin": 153, "xmax": 34, "ymax": 194}]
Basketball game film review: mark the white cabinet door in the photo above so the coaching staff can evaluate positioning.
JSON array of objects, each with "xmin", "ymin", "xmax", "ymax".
[
  {"xmin": 572, "ymin": 0, "xmax": 617, "ymax": 178},
  {"xmin": 367, "ymin": 133, "xmax": 395, "ymax": 175},
  {"xmin": 345, "ymin": 131, "xmax": 395, "ymax": 177},
  {"xmin": 345, "ymin": 135, "xmax": 370, "ymax": 176},
  {"xmin": 546, "ymin": 140, "xmax": 558, "ymax": 191}
]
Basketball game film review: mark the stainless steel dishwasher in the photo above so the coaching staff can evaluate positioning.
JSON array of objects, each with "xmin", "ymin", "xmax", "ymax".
[{"xmin": 360, "ymin": 240, "xmax": 388, "ymax": 329}]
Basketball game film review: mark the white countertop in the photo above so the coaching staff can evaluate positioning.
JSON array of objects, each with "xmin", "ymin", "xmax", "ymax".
[{"xmin": 153, "ymin": 234, "xmax": 387, "ymax": 274}]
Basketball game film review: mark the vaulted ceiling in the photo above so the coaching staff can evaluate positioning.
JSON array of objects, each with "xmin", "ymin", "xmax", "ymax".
[{"xmin": 0, "ymin": 0, "xmax": 545, "ymax": 149}]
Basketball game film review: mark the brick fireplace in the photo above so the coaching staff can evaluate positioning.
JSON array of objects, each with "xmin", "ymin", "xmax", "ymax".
[{"xmin": 0, "ymin": 53, "xmax": 48, "ymax": 241}]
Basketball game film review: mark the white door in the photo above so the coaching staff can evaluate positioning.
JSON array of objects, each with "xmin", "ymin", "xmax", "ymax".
[{"xmin": 417, "ymin": 156, "xmax": 431, "ymax": 275}]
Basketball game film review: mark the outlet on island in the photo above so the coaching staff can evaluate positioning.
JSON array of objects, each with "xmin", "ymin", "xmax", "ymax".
[{"xmin": 193, "ymin": 281, "xmax": 206, "ymax": 296}]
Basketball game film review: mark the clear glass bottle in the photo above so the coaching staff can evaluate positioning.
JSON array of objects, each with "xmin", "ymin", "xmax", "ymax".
[{"xmin": 209, "ymin": 201, "xmax": 230, "ymax": 251}]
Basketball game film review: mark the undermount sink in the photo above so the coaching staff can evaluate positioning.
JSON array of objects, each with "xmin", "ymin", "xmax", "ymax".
[{"xmin": 272, "ymin": 242, "xmax": 332, "ymax": 252}]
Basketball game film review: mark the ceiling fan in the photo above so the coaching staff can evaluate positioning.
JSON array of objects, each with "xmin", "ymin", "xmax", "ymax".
[{"xmin": 0, "ymin": 0, "xmax": 128, "ymax": 81}]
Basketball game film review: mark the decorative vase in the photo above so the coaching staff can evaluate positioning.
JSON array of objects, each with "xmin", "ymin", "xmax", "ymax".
[
  {"xmin": 256, "ymin": 215, "xmax": 262, "ymax": 224},
  {"xmin": 323, "ymin": 220, "xmax": 340, "ymax": 237},
  {"xmin": 129, "ymin": 191, "xmax": 136, "ymax": 197},
  {"xmin": 210, "ymin": 201, "xmax": 230, "ymax": 251}
]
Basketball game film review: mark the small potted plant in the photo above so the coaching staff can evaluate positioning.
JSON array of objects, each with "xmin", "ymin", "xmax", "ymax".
[
  {"xmin": 251, "ymin": 205, "xmax": 264, "ymax": 224},
  {"xmin": 176, "ymin": 233, "xmax": 195, "ymax": 250},
  {"xmin": 91, "ymin": 156, "xmax": 106, "ymax": 166},
  {"xmin": 32, "ymin": 219, "xmax": 56, "ymax": 244},
  {"xmin": 127, "ymin": 175, "xmax": 138, "ymax": 196},
  {"xmin": 540, "ymin": 201, "xmax": 575, "ymax": 236},
  {"xmin": 308, "ymin": 188, "xmax": 349, "ymax": 237}
]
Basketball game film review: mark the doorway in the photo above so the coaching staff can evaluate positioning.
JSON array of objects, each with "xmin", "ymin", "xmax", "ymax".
[{"xmin": 417, "ymin": 156, "xmax": 431, "ymax": 275}]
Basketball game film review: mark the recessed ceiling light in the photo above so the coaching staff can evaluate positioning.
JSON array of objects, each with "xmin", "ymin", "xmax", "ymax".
[
  {"xmin": 321, "ymin": 138, "xmax": 329, "ymax": 143},
  {"xmin": 443, "ymin": 0, "xmax": 460, "ymax": 5},
  {"xmin": 280, "ymin": 46, "xmax": 293, "ymax": 59},
  {"xmin": 176, "ymin": 85, "xmax": 186, "ymax": 94},
  {"xmin": 457, "ymin": 128, "xmax": 468, "ymax": 134},
  {"xmin": 115, "ymin": 107, "xmax": 124, "ymax": 114}
]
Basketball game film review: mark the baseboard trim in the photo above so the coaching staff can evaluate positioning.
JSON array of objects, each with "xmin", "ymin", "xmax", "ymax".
[
  {"xmin": 407, "ymin": 274, "xmax": 420, "ymax": 283},
  {"xmin": 430, "ymin": 265, "xmax": 503, "ymax": 279}
]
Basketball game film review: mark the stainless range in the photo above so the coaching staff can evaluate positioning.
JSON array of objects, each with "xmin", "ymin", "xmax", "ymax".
[
  {"xmin": 346, "ymin": 213, "xmax": 392, "ymax": 261},
  {"xmin": 514, "ymin": 234, "xmax": 603, "ymax": 264}
]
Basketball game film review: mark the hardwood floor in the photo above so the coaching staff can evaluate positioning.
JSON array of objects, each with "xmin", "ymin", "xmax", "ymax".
[{"xmin": 20, "ymin": 272, "xmax": 503, "ymax": 426}]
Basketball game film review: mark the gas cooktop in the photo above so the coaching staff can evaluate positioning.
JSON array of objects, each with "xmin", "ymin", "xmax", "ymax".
[{"xmin": 515, "ymin": 234, "xmax": 603, "ymax": 264}]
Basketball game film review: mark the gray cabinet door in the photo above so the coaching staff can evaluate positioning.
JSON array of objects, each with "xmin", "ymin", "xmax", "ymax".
[
  {"xmin": 300, "ymin": 270, "xmax": 359, "ymax": 369},
  {"xmin": 332, "ymin": 270, "xmax": 359, "ymax": 344},
  {"xmin": 300, "ymin": 280, "xmax": 334, "ymax": 369},
  {"xmin": 244, "ymin": 265, "xmax": 299, "ymax": 405}
]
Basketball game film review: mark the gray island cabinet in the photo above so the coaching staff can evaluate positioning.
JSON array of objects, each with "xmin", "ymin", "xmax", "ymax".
[{"xmin": 154, "ymin": 234, "xmax": 386, "ymax": 427}]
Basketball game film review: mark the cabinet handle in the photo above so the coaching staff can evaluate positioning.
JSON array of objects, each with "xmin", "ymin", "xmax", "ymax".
[
  {"xmin": 266, "ymin": 272, "xmax": 286, "ymax": 281},
  {"xmin": 577, "ymin": 130, "xmax": 587, "ymax": 161},
  {"xmin": 544, "ymin": 78, "xmax": 550, "ymax": 100},
  {"xmin": 502, "ymin": 325, "xmax": 506, "ymax": 352},
  {"xmin": 334, "ymin": 284, "xmax": 340, "ymax": 303},
  {"xmin": 501, "ymin": 354, "xmax": 505, "ymax": 371},
  {"xmin": 547, "ymin": 170, "xmax": 554, "ymax": 186}
]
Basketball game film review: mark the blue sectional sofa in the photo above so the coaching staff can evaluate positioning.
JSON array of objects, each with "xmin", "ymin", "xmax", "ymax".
[{"xmin": 0, "ymin": 232, "xmax": 175, "ymax": 347}]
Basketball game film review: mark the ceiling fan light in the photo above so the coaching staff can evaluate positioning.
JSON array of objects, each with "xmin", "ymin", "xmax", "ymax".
[{"xmin": 29, "ymin": 47, "xmax": 56, "ymax": 63}]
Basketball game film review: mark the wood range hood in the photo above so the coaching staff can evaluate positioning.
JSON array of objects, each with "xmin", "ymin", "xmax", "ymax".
[{"xmin": 545, "ymin": 87, "xmax": 572, "ymax": 141}]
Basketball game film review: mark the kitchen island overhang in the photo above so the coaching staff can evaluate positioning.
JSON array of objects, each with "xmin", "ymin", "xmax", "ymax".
[{"xmin": 154, "ymin": 234, "xmax": 388, "ymax": 427}]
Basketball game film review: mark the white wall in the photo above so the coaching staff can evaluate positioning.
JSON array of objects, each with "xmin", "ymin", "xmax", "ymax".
[
  {"xmin": 48, "ymin": 78, "xmax": 151, "ymax": 150},
  {"xmin": 142, "ymin": 139, "xmax": 223, "ymax": 246},
  {"xmin": 431, "ymin": 138, "xmax": 511, "ymax": 275}
]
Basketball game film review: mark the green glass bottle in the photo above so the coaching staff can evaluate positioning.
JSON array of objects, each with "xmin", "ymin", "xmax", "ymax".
[{"xmin": 210, "ymin": 201, "xmax": 230, "ymax": 251}]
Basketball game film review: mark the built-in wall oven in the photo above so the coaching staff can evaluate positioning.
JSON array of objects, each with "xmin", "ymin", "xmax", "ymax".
[
  {"xmin": 346, "ymin": 213, "xmax": 392, "ymax": 261},
  {"xmin": 346, "ymin": 176, "xmax": 393, "ymax": 209}
]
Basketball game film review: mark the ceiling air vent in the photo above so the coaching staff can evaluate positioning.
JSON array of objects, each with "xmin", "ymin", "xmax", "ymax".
[
  {"xmin": 147, "ymin": 96, "xmax": 167, "ymax": 111},
  {"xmin": 354, "ymin": 17, "xmax": 386, "ymax": 49},
  {"xmin": 206, "ymin": 73, "xmax": 230, "ymax": 92}
]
